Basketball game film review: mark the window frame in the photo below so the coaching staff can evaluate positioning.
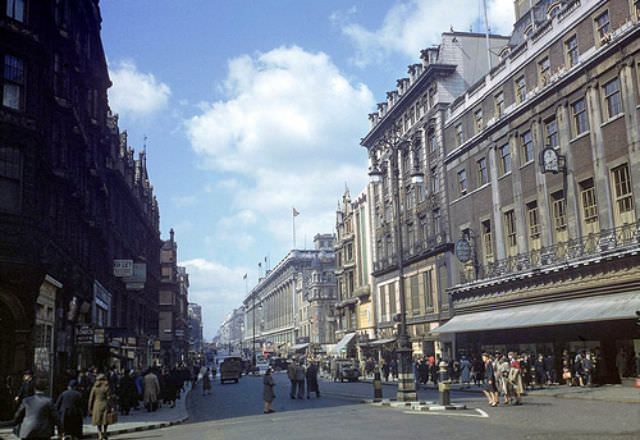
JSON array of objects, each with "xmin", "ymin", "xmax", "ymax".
[
  {"xmin": 477, "ymin": 157, "xmax": 488, "ymax": 185},
  {"xmin": 539, "ymin": 56, "xmax": 551, "ymax": 86},
  {"xmin": 504, "ymin": 210, "xmax": 517, "ymax": 252},
  {"xmin": 545, "ymin": 117, "xmax": 559, "ymax": 148},
  {"xmin": 565, "ymin": 35, "xmax": 579, "ymax": 67},
  {"xmin": 494, "ymin": 91, "xmax": 504, "ymax": 118},
  {"xmin": 0, "ymin": 146, "xmax": 23, "ymax": 213},
  {"xmin": 515, "ymin": 75, "xmax": 527, "ymax": 104},
  {"xmin": 474, "ymin": 108, "xmax": 483, "ymax": 132},
  {"xmin": 579, "ymin": 179, "xmax": 599, "ymax": 225},
  {"xmin": 611, "ymin": 164, "xmax": 634, "ymax": 220},
  {"xmin": 520, "ymin": 130, "xmax": 534, "ymax": 165},
  {"xmin": 594, "ymin": 10, "xmax": 611, "ymax": 43},
  {"xmin": 5, "ymin": 0, "xmax": 25, "ymax": 23},
  {"xmin": 455, "ymin": 123, "xmax": 464, "ymax": 145},
  {"xmin": 2, "ymin": 54, "xmax": 26, "ymax": 111},
  {"xmin": 603, "ymin": 78, "xmax": 623, "ymax": 120},
  {"xmin": 457, "ymin": 168, "xmax": 467, "ymax": 196},
  {"xmin": 498, "ymin": 144, "xmax": 511, "ymax": 176},
  {"xmin": 552, "ymin": 192, "xmax": 567, "ymax": 233},
  {"xmin": 571, "ymin": 97, "xmax": 589, "ymax": 136},
  {"xmin": 481, "ymin": 220, "xmax": 493, "ymax": 263}
]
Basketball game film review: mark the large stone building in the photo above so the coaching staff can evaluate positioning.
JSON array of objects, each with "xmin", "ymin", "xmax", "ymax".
[
  {"xmin": 334, "ymin": 187, "xmax": 376, "ymax": 360},
  {"xmin": 243, "ymin": 234, "xmax": 337, "ymax": 356},
  {"xmin": 437, "ymin": 0, "xmax": 640, "ymax": 382},
  {"xmin": 0, "ymin": 0, "xmax": 163, "ymax": 417},
  {"xmin": 159, "ymin": 230, "xmax": 190, "ymax": 366},
  {"xmin": 218, "ymin": 307, "xmax": 245, "ymax": 354},
  {"xmin": 361, "ymin": 30, "xmax": 509, "ymax": 360},
  {"xmin": 187, "ymin": 302, "xmax": 204, "ymax": 359}
]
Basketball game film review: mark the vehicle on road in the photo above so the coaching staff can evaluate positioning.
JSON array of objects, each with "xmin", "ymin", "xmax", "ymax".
[
  {"xmin": 337, "ymin": 361, "xmax": 360, "ymax": 382},
  {"xmin": 269, "ymin": 357, "xmax": 289, "ymax": 371},
  {"xmin": 220, "ymin": 356, "xmax": 243, "ymax": 383}
]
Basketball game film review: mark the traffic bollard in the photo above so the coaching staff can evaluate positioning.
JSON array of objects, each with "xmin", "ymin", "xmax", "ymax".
[
  {"xmin": 438, "ymin": 361, "xmax": 451, "ymax": 406},
  {"xmin": 373, "ymin": 367, "xmax": 383, "ymax": 401}
]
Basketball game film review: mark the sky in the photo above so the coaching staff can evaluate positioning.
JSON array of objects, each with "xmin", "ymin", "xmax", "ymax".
[{"xmin": 100, "ymin": 0, "xmax": 515, "ymax": 340}]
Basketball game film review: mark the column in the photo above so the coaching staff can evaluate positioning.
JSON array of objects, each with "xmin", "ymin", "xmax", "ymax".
[
  {"xmin": 488, "ymin": 144, "xmax": 506, "ymax": 260},
  {"xmin": 619, "ymin": 61, "xmax": 640, "ymax": 220},
  {"xmin": 533, "ymin": 118, "xmax": 553, "ymax": 247},
  {"xmin": 509, "ymin": 132, "xmax": 529, "ymax": 254},
  {"xmin": 556, "ymin": 102, "xmax": 580, "ymax": 239}
]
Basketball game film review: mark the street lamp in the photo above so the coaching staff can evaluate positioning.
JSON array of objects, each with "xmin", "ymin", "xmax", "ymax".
[
  {"xmin": 252, "ymin": 295, "xmax": 262, "ymax": 368},
  {"xmin": 369, "ymin": 126, "xmax": 423, "ymax": 402}
]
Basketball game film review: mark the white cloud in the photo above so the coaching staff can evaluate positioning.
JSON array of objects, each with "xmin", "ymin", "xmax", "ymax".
[
  {"xmin": 338, "ymin": 0, "xmax": 515, "ymax": 66},
  {"xmin": 185, "ymin": 45, "xmax": 373, "ymax": 252},
  {"xmin": 181, "ymin": 258, "xmax": 249, "ymax": 339},
  {"xmin": 108, "ymin": 59, "xmax": 171, "ymax": 118}
]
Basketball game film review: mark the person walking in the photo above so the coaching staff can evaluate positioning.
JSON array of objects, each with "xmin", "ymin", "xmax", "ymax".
[
  {"xmin": 117, "ymin": 370, "xmax": 137, "ymax": 416},
  {"xmin": 482, "ymin": 353, "xmax": 498, "ymax": 407},
  {"xmin": 263, "ymin": 368, "xmax": 275, "ymax": 414},
  {"xmin": 88, "ymin": 374, "xmax": 111, "ymax": 440},
  {"xmin": 305, "ymin": 362, "xmax": 320, "ymax": 399},
  {"xmin": 143, "ymin": 370, "xmax": 160, "ymax": 412},
  {"xmin": 287, "ymin": 361, "xmax": 297, "ymax": 399},
  {"xmin": 55, "ymin": 380, "xmax": 83, "ymax": 440},
  {"xmin": 508, "ymin": 359, "xmax": 524, "ymax": 405},
  {"xmin": 202, "ymin": 368, "xmax": 212, "ymax": 396},
  {"xmin": 13, "ymin": 378, "xmax": 57, "ymax": 440},
  {"xmin": 460, "ymin": 356, "xmax": 471, "ymax": 388},
  {"xmin": 295, "ymin": 361, "xmax": 305, "ymax": 399},
  {"xmin": 14, "ymin": 370, "xmax": 34, "ymax": 407}
]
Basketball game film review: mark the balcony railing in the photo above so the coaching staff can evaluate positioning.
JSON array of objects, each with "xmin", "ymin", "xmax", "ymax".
[
  {"xmin": 458, "ymin": 221, "xmax": 640, "ymax": 285},
  {"xmin": 373, "ymin": 232, "xmax": 448, "ymax": 273}
]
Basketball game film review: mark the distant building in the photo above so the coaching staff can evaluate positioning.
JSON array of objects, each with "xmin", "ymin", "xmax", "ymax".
[
  {"xmin": 188, "ymin": 303, "xmax": 204, "ymax": 357},
  {"xmin": 242, "ymin": 234, "xmax": 337, "ymax": 356},
  {"xmin": 218, "ymin": 307, "xmax": 244, "ymax": 353}
]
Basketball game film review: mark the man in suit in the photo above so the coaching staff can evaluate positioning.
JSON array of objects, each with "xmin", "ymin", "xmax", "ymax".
[
  {"xmin": 287, "ymin": 361, "xmax": 297, "ymax": 399},
  {"xmin": 13, "ymin": 377, "xmax": 58, "ymax": 439}
]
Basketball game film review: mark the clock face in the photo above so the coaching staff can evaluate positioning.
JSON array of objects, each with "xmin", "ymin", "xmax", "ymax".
[{"xmin": 542, "ymin": 148, "xmax": 559, "ymax": 172}]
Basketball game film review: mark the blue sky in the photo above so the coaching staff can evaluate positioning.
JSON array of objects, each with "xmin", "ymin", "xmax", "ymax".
[{"xmin": 100, "ymin": 0, "xmax": 515, "ymax": 339}]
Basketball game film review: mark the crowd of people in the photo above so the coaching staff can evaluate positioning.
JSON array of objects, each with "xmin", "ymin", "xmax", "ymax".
[{"xmin": 10, "ymin": 364, "xmax": 203, "ymax": 440}]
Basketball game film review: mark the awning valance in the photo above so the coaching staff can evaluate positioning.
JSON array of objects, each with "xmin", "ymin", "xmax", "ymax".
[
  {"xmin": 290, "ymin": 343, "xmax": 309, "ymax": 351},
  {"xmin": 332, "ymin": 332, "xmax": 356, "ymax": 354},
  {"xmin": 432, "ymin": 291, "xmax": 640, "ymax": 334},
  {"xmin": 361, "ymin": 338, "xmax": 396, "ymax": 347}
]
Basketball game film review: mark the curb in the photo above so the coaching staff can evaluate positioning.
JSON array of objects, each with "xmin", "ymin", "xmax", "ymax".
[{"xmin": 363, "ymin": 398, "xmax": 467, "ymax": 411}]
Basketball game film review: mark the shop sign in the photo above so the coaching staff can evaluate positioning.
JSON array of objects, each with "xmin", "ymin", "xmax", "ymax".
[
  {"xmin": 124, "ymin": 263, "xmax": 147, "ymax": 290},
  {"xmin": 113, "ymin": 260, "xmax": 134, "ymax": 277},
  {"xmin": 76, "ymin": 326, "xmax": 94, "ymax": 345},
  {"xmin": 94, "ymin": 328, "xmax": 105, "ymax": 344}
]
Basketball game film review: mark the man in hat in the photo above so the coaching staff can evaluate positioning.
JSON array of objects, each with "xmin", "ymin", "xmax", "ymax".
[
  {"xmin": 14, "ymin": 370, "xmax": 34, "ymax": 406},
  {"xmin": 55, "ymin": 380, "xmax": 83, "ymax": 440}
]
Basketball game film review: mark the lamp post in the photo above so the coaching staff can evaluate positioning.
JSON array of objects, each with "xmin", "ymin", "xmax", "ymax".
[
  {"xmin": 369, "ymin": 127, "xmax": 423, "ymax": 402},
  {"xmin": 252, "ymin": 294, "xmax": 263, "ymax": 368}
]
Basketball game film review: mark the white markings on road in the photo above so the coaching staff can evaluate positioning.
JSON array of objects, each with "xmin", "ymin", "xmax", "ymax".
[{"xmin": 403, "ymin": 408, "xmax": 489, "ymax": 418}]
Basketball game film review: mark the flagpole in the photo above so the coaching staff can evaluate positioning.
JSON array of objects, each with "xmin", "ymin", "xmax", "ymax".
[{"xmin": 293, "ymin": 210, "xmax": 296, "ymax": 249}]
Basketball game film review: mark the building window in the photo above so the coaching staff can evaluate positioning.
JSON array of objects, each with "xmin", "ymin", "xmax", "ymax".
[
  {"xmin": 571, "ymin": 97, "xmax": 589, "ymax": 136},
  {"xmin": 611, "ymin": 164, "xmax": 635, "ymax": 225},
  {"xmin": 526, "ymin": 201, "xmax": 541, "ymax": 250},
  {"xmin": 603, "ymin": 78, "xmax": 623, "ymax": 119},
  {"xmin": 0, "ymin": 147, "xmax": 22, "ymax": 213},
  {"xmin": 595, "ymin": 10, "xmax": 611, "ymax": 43},
  {"xmin": 427, "ymin": 128, "xmax": 437, "ymax": 152},
  {"xmin": 474, "ymin": 108, "xmax": 483, "ymax": 132},
  {"xmin": 430, "ymin": 167, "xmax": 439, "ymax": 194},
  {"xmin": 494, "ymin": 91, "xmax": 504, "ymax": 117},
  {"xmin": 428, "ymin": 86, "xmax": 436, "ymax": 108},
  {"xmin": 520, "ymin": 131, "xmax": 534, "ymax": 165},
  {"xmin": 423, "ymin": 270, "xmax": 433, "ymax": 309},
  {"xmin": 457, "ymin": 169, "xmax": 467, "ymax": 195},
  {"xmin": 635, "ymin": 0, "xmax": 640, "ymax": 20},
  {"xmin": 515, "ymin": 76, "xmax": 527, "ymax": 103},
  {"xmin": 579, "ymin": 178, "xmax": 599, "ymax": 234},
  {"xmin": 6, "ymin": 0, "xmax": 24, "ymax": 22},
  {"xmin": 566, "ymin": 35, "xmax": 579, "ymax": 67},
  {"xmin": 539, "ymin": 56, "xmax": 551, "ymax": 85},
  {"xmin": 481, "ymin": 220, "xmax": 493, "ymax": 263},
  {"xmin": 3, "ymin": 55, "xmax": 25, "ymax": 111},
  {"xmin": 545, "ymin": 118, "xmax": 558, "ymax": 147},
  {"xmin": 504, "ymin": 210, "xmax": 517, "ymax": 255},
  {"xmin": 477, "ymin": 157, "xmax": 488, "ymax": 185},
  {"xmin": 551, "ymin": 191, "xmax": 567, "ymax": 240},
  {"xmin": 379, "ymin": 285, "xmax": 387, "ymax": 321},
  {"xmin": 455, "ymin": 123, "xmax": 464, "ymax": 145},
  {"xmin": 498, "ymin": 144, "xmax": 511, "ymax": 176}
]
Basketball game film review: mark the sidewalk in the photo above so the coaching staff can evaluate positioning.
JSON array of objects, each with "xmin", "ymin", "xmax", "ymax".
[
  {"xmin": 355, "ymin": 377, "xmax": 640, "ymax": 404},
  {"xmin": 0, "ymin": 385, "xmax": 191, "ymax": 440}
]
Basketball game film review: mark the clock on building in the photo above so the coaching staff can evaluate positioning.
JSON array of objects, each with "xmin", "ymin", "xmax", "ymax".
[{"xmin": 540, "ymin": 147, "xmax": 562, "ymax": 174}]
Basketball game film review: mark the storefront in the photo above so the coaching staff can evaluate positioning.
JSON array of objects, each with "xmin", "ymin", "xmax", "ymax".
[{"xmin": 434, "ymin": 291, "xmax": 640, "ymax": 383}]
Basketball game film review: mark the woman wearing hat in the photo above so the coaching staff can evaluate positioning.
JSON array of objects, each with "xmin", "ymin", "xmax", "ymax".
[
  {"xmin": 263, "ymin": 368, "xmax": 275, "ymax": 414},
  {"xmin": 89, "ymin": 374, "xmax": 112, "ymax": 440},
  {"xmin": 56, "ymin": 380, "xmax": 84, "ymax": 440}
]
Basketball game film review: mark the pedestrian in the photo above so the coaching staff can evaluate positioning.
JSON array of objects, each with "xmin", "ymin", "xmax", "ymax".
[
  {"xmin": 534, "ymin": 354, "xmax": 546, "ymax": 388},
  {"xmin": 287, "ymin": 361, "xmax": 297, "ymax": 399},
  {"xmin": 390, "ymin": 358, "xmax": 398, "ymax": 381},
  {"xmin": 615, "ymin": 348, "xmax": 627, "ymax": 382},
  {"xmin": 13, "ymin": 377, "xmax": 58, "ymax": 440},
  {"xmin": 508, "ymin": 359, "xmax": 524, "ymax": 405},
  {"xmin": 202, "ymin": 368, "xmax": 212, "ymax": 396},
  {"xmin": 143, "ymin": 369, "xmax": 160, "ymax": 412},
  {"xmin": 117, "ymin": 370, "xmax": 137, "ymax": 416},
  {"xmin": 263, "ymin": 368, "xmax": 275, "ymax": 414},
  {"xmin": 88, "ymin": 374, "xmax": 111, "ymax": 440},
  {"xmin": 295, "ymin": 361, "xmax": 305, "ymax": 399},
  {"xmin": 133, "ymin": 370, "xmax": 144, "ymax": 409},
  {"xmin": 55, "ymin": 379, "xmax": 84, "ymax": 440},
  {"xmin": 497, "ymin": 355, "xmax": 512, "ymax": 405},
  {"xmin": 14, "ymin": 370, "xmax": 34, "ymax": 407},
  {"xmin": 460, "ymin": 356, "xmax": 471, "ymax": 388},
  {"xmin": 482, "ymin": 353, "xmax": 498, "ymax": 407},
  {"xmin": 305, "ymin": 361, "xmax": 320, "ymax": 399}
]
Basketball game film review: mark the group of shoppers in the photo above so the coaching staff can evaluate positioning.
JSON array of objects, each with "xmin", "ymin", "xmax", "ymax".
[
  {"xmin": 287, "ymin": 359, "xmax": 320, "ymax": 400},
  {"xmin": 11, "ymin": 364, "xmax": 198, "ymax": 440}
]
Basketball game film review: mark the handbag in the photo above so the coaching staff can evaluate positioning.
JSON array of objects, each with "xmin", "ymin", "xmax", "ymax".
[{"xmin": 106, "ymin": 410, "xmax": 118, "ymax": 425}]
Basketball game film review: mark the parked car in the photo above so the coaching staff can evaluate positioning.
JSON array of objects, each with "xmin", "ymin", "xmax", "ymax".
[
  {"xmin": 220, "ymin": 356, "xmax": 243, "ymax": 383},
  {"xmin": 338, "ymin": 361, "xmax": 360, "ymax": 382}
]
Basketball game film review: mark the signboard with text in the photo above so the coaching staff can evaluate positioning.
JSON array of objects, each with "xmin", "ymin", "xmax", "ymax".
[
  {"xmin": 124, "ymin": 263, "xmax": 147, "ymax": 290},
  {"xmin": 76, "ymin": 325, "xmax": 95, "ymax": 345},
  {"xmin": 113, "ymin": 260, "xmax": 133, "ymax": 277}
]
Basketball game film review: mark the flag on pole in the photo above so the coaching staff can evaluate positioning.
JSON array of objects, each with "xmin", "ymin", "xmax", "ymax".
[
  {"xmin": 258, "ymin": 262, "xmax": 262, "ymax": 268},
  {"xmin": 243, "ymin": 273, "xmax": 247, "ymax": 280},
  {"xmin": 292, "ymin": 207, "xmax": 300, "ymax": 217}
]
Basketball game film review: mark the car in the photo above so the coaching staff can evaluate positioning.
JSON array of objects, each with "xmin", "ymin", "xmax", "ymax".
[
  {"xmin": 338, "ymin": 361, "xmax": 360, "ymax": 382},
  {"xmin": 220, "ymin": 356, "xmax": 243, "ymax": 384}
]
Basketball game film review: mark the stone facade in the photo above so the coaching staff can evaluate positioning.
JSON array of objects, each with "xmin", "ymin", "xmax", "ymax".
[{"xmin": 440, "ymin": 0, "xmax": 640, "ymax": 382}]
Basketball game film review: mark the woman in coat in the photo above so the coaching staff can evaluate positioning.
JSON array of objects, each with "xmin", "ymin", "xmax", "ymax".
[
  {"xmin": 202, "ymin": 368, "xmax": 212, "ymax": 396},
  {"xmin": 55, "ymin": 380, "xmax": 84, "ymax": 440},
  {"xmin": 459, "ymin": 356, "xmax": 471, "ymax": 388},
  {"xmin": 88, "ymin": 374, "xmax": 111, "ymax": 440},
  {"xmin": 263, "ymin": 368, "xmax": 275, "ymax": 414},
  {"xmin": 143, "ymin": 370, "xmax": 160, "ymax": 412},
  {"xmin": 305, "ymin": 362, "xmax": 320, "ymax": 399},
  {"xmin": 117, "ymin": 370, "xmax": 137, "ymax": 415}
]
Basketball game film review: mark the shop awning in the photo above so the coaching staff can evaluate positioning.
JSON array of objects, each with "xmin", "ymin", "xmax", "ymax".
[
  {"xmin": 432, "ymin": 291, "xmax": 640, "ymax": 334},
  {"xmin": 290, "ymin": 343, "xmax": 309, "ymax": 351},
  {"xmin": 332, "ymin": 332, "xmax": 356, "ymax": 354},
  {"xmin": 366, "ymin": 338, "xmax": 397, "ymax": 347}
]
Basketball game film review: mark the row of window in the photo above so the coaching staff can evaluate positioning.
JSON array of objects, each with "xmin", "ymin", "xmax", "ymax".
[
  {"xmin": 476, "ymin": 164, "xmax": 635, "ymax": 264},
  {"xmin": 378, "ymin": 270, "xmax": 434, "ymax": 322}
]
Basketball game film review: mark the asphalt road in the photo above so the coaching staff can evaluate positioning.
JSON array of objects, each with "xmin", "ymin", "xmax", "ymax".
[{"xmin": 109, "ymin": 372, "xmax": 640, "ymax": 440}]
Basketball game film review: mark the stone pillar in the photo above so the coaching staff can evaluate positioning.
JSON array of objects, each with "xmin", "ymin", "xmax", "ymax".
[
  {"xmin": 488, "ymin": 144, "xmax": 506, "ymax": 260},
  {"xmin": 509, "ymin": 132, "xmax": 529, "ymax": 254},
  {"xmin": 556, "ymin": 102, "xmax": 580, "ymax": 239},
  {"xmin": 533, "ymin": 118, "xmax": 553, "ymax": 247},
  {"xmin": 618, "ymin": 61, "xmax": 640, "ymax": 221},
  {"xmin": 585, "ymin": 81, "xmax": 614, "ymax": 230}
]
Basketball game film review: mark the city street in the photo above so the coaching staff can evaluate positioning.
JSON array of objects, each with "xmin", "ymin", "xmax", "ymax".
[{"xmin": 108, "ymin": 373, "xmax": 640, "ymax": 440}]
